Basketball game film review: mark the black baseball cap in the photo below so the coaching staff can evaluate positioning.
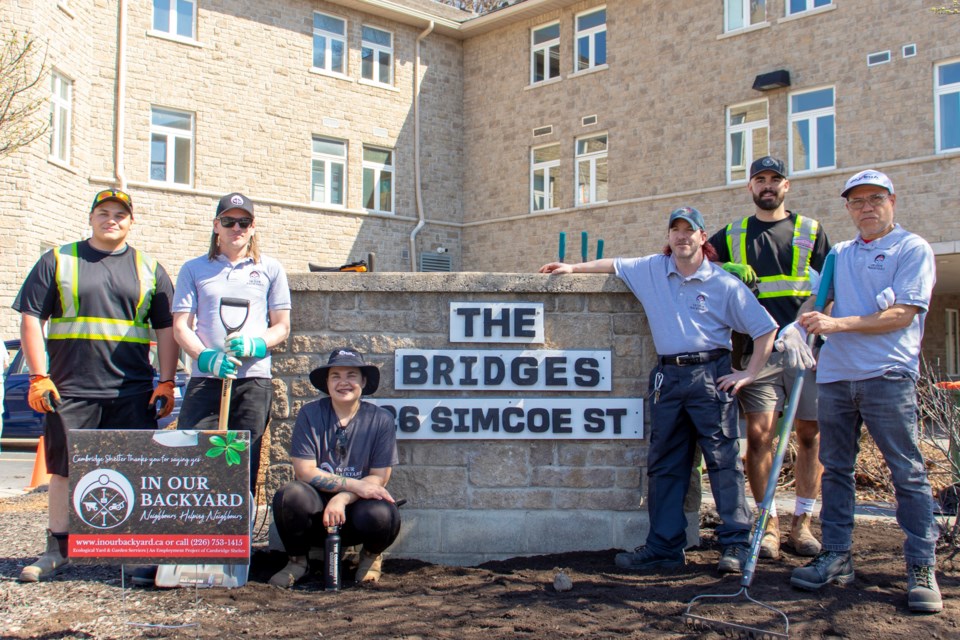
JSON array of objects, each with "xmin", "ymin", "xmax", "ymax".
[
  {"xmin": 216, "ymin": 192, "xmax": 255, "ymax": 218},
  {"xmin": 749, "ymin": 156, "xmax": 786, "ymax": 179},
  {"xmin": 309, "ymin": 348, "xmax": 381, "ymax": 396}
]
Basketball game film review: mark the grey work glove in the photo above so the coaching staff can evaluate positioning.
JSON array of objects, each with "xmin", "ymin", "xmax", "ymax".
[{"xmin": 774, "ymin": 321, "xmax": 815, "ymax": 370}]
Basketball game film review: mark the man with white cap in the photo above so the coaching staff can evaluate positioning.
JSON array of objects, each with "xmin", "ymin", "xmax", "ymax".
[
  {"xmin": 540, "ymin": 206, "xmax": 777, "ymax": 575},
  {"xmin": 791, "ymin": 170, "xmax": 941, "ymax": 613}
]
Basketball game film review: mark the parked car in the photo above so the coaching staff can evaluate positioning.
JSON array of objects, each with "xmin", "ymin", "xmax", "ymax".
[{"xmin": 1, "ymin": 339, "xmax": 189, "ymax": 442}]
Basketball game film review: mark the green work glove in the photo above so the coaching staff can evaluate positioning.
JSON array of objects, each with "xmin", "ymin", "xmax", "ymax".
[
  {"xmin": 225, "ymin": 333, "xmax": 267, "ymax": 358},
  {"xmin": 197, "ymin": 349, "xmax": 241, "ymax": 379},
  {"xmin": 722, "ymin": 262, "xmax": 758, "ymax": 286}
]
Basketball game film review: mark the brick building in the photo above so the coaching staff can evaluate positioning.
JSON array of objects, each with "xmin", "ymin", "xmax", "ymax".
[{"xmin": 2, "ymin": 0, "xmax": 960, "ymax": 371}]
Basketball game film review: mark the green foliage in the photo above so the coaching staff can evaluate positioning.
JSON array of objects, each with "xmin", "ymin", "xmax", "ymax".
[
  {"xmin": 205, "ymin": 431, "xmax": 249, "ymax": 467},
  {"xmin": 932, "ymin": 1, "xmax": 960, "ymax": 14},
  {"xmin": 0, "ymin": 30, "xmax": 48, "ymax": 159}
]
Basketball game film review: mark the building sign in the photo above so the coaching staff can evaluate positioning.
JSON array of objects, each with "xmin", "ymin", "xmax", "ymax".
[
  {"xmin": 449, "ymin": 302, "xmax": 544, "ymax": 343},
  {"xmin": 372, "ymin": 398, "xmax": 642, "ymax": 440},
  {"xmin": 394, "ymin": 349, "xmax": 610, "ymax": 391},
  {"xmin": 68, "ymin": 429, "xmax": 250, "ymax": 564}
]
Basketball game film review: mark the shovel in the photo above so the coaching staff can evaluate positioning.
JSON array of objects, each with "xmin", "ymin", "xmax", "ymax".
[{"xmin": 218, "ymin": 297, "xmax": 250, "ymax": 430}]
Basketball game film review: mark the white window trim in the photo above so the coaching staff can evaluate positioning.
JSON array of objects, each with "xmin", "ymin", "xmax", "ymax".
[
  {"xmin": 531, "ymin": 144, "xmax": 560, "ymax": 212},
  {"xmin": 152, "ymin": 0, "xmax": 197, "ymax": 41},
  {"xmin": 146, "ymin": 29, "xmax": 204, "ymax": 48},
  {"xmin": 311, "ymin": 137, "xmax": 348, "ymax": 208},
  {"xmin": 935, "ymin": 58, "xmax": 960, "ymax": 154},
  {"xmin": 49, "ymin": 71, "xmax": 72, "ymax": 165},
  {"xmin": 149, "ymin": 107, "xmax": 194, "ymax": 187},
  {"xmin": 362, "ymin": 146, "xmax": 395, "ymax": 214},
  {"xmin": 788, "ymin": 86, "xmax": 836, "ymax": 175},
  {"xmin": 778, "ymin": 1, "xmax": 835, "ymax": 24},
  {"xmin": 724, "ymin": 0, "xmax": 766, "ymax": 34},
  {"xmin": 569, "ymin": 63, "xmax": 609, "ymax": 79},
  {"xmin": 575, "ymin": 133, "xmax": 608, "ymax": 206},
  {"xmin": 313, "ymin": 11, "xmax": 347, "ymax": 76},
  {"xmin": 361, "ymin": 25, "xmax": 394, "ymax": 87},
  {"xmin": 531, "ymin": 21, "xmax": 561, "ymax": 86},
  {"xmin": 57, "ymin": 1, "xmax": 75, "ymax": 18},
  {"xmin": 947, "ymin": 308, "xmax": 959, "ymax": 377},
  {"xmin": 574, "ymin": 7, "xmax": 606, "ymax": 72},
  {"xmin": 726, "ymin": 99, "xmax": 769, "ymax": 184}
]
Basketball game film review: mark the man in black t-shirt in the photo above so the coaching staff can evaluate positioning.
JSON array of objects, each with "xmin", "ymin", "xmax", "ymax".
[
  {"xmin": 708, "ymin": 157, "xmax": 831, "ymax": 561},
  {"xmin": 12, "ymin": 188, "xmax": 178, "ymax": 582}
]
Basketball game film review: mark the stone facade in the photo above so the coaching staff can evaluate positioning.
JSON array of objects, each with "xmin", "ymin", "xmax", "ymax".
[{"xmin": 267, "ymin": 272, "xmax": 696, "ymax": 565}]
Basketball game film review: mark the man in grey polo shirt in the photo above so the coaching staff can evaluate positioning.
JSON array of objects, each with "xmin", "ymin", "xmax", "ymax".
[
  {"xmin": 173, "ymin": 192, "xmax": 291, "ymax": 495},
  {"xmin": 540, "ymin": 206, "xmax": 777, "ymax": 574},
  {"xmin": 791, "ymin": 170, "xmax": 941, "ymax": 613}
]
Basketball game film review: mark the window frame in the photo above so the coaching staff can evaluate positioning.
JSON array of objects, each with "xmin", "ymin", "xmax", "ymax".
[
  {"xmin": 575, "ymin": 133, "xmax": 608, "ymax": 206},
  {"xmin": 726, "ymin": 99, "xmax": 769, "ymax": 184},
  {"xmin": 311, "ymin": 136, "xmax": 348, "ymax": 207},
  {"xmin": 152, "ymin": 0, "xmax": 197, "ymax": 41},
  {"xmin": 574, "ymin": 7, "xmax": 606, "ymax": 73},
  {"xmin": 785, "ymin": 0, "xmax": 832, "ymax": 16},
  {"xmin": 362, "ymin": 145, "xmax": 395, "ymax": 214},
  {"xmin": 725, "ymin": 0, "xmax": 766, "ymax": 33},
  {"xmin": 49, "ymin": 70, "xmax": 72, "ymax": 164},
  {"xmin": 947, "ymin": 308, "xmax": 959, "ymax": 377},
  {"xmin": 530, "ymin": 143, "xmax": 560, "ymax": 212},
  {"xmin": 935, "ymin": 58, "xmax": 960, "ymax": 154},
  {"xmin": 788, "ymin": 86, "xmax": 836, "ymax": 175},
  {"xmin": 149, "ymin": 107, "xmax": 194, "ymax": 187},
  {"xmin": 361, "ymin": 25, "xmax": 394, "ymax": 86},
  {"xmin": 312, "ymin": 11, "xmax": 347, "ymax": 76},
  {"xmin": 531, "ymin": 22, "xmax": 561, "ymax": 85}
]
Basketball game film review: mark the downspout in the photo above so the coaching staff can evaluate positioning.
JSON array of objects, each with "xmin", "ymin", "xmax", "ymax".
[
  {"xmin": 409, "ymin": 20, "xmax": 434, "ymax": 272},
  {"xmin": 115, "ymin": 0, "xmax": 128, "ymax": 190}
]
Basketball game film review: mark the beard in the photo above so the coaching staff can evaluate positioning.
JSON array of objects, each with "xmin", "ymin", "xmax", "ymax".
[{"xmin": 753, "ymin": 190, "xmax": 784, "ymax": 211}]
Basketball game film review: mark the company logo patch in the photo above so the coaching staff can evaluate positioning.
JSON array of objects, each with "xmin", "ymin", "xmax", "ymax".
[
  {"xmin": 73, "ymin": 470, "xmax": 135, "ymax": 529},
  {"xmin": 689, "ymin": 294, "xmax": 708, "ymax": 313},
  {"xmin": 230, "ymin": 195, "xmax": 245, "ymax": 207},
  {"xmin": 794, "ymin": 238, "xmax": 814, "ymax": 250},
  {"xmin": 868, "ymin": 254, "xmax": 886, "ymax": 271}
]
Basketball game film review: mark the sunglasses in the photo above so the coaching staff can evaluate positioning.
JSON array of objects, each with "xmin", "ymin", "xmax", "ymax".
[
  {"xmin": 218, "ymin": 216, "xmax": 253, "ymax": 229},
  {"xmin": 336, "ymin": 428, "xmax": 348, "ymax": 461},
  {"xmin": 92, "ymin": 189, "xmax": 133, "ymax": 208}
]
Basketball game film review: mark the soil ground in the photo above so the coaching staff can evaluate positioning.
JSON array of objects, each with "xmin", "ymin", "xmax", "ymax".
[{"xmin": 1, "ymin": 490, "xmax": 958, "ymax": 639}]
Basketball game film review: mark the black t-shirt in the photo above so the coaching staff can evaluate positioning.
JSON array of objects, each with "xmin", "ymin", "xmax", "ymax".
[{"xmin": 12, "ymin": 241, "xmax": 175, "ymax": 398}]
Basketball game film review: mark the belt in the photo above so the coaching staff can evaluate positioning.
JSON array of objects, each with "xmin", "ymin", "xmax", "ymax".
[{"xmin": 658, "ymin": 348, "xmax": 729, "ymax": 367}]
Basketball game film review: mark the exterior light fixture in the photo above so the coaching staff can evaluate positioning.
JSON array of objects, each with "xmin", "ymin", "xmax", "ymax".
[{"xmin": 752, "ymin": 69, "xmax": 791, "ymax": 91}]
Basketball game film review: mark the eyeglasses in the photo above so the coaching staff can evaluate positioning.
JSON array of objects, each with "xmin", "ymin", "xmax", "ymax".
[
  {"xmin": 218, "ymin": 216, "xmax": 253, "ymax": 229},
  {"xmin": 92, "ymin": 189, "xmax": 133, "ymax": 207},
  {"xmin": 336, "ymin": 428, "xmax": 348, "ymax": 461},
  {"xmin": 845, "ymin": 193, "xmax": 890, "ymax": 211}
]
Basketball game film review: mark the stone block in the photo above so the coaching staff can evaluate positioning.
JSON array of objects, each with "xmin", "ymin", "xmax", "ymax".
[
  {"xmin": 389, "ymin": 509, "xmax": 441, "ymax": 554},
  {"xmin": 389, "ymin": 466, "xmax": 468, "ymax": 508},
  {"xmin": 554, "ymin": 488, "xmax": 642, "ymax": 511},
  {"xmin": 530, "ymin": 466, "xmax": 615, "ymax": 488},
  {"xmin": 406, "ymin": 441, "xmax": 470, "ymax": 466},
  {"xmin": 467, "ymin": 444, "xmax": 530, "ymax": 487},
  {"xmin": 470, "ymin": 488, "xmax": 553, "ymax": 509},
  {"xmin": 439, "ymin": 510, "xmax": 528, "ymax": 553},
  {"xmin": 270, "ymin": 377, "xmax": 289, "ymax": 419},
  {"xmin": 521, "ymin": 511, "xmax": 614, "ymax": 553}
]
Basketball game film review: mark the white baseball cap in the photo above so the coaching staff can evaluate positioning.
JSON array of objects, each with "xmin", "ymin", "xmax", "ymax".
[{"xmin": 841, "ymin": 170, "xmax": 895, "ymax": 198}]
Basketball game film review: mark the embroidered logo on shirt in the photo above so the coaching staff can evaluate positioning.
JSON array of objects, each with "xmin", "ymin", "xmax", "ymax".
[
  {"xmin": 690, "ymin": 294, "xmax": 707, "ymax": 313},
  {"xmin": 868, "ymin": 254, "xmax": 886, "ymax": 271},
  {"xmin": 247, "ymin": 270, "xmax": 265, "ymax": 287}
]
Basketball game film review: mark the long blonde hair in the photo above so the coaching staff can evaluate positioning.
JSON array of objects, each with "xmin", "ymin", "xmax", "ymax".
[{"xmin": 207, "ymin": 225, "xmax": 261, "ymax": 262}]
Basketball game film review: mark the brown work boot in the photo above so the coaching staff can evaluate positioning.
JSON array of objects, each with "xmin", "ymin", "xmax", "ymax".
[
  {"xmin": 355, "ymin": 548, "xmax": 383, "ymax": 583},
  {"xmin": 268, "ymin": 557, "xmax": 308, "ymax": 588},
  {"xmin": 19, "ymin": 530, "xmax": 70, "ymax": 583},
  {"xmin": 788, "ymin": 513, "xmax": 822, "ymax": 556},
  {"xmin": 758, "ymin": 515, "xmax": 780, "ymax": 559}
]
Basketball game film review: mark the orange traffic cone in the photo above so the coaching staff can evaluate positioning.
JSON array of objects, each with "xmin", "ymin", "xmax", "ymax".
[{"xmin": 27, "ymin": 436, "xmax": 51, "ymax": 490}]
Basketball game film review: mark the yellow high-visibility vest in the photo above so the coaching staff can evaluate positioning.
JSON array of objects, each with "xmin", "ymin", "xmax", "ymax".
[
  {"xmin": 48, "ymin": 242, "xmax": 157, "ymax": 343},
  {"xmin": 725, "ymin": 215, "xmax": 818, "ymax": 299}
]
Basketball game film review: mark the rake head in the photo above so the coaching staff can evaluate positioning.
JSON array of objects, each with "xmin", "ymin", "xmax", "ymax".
[{"xmin": 681, "ymin": 586, "xmax": 789, "ymax": 640}]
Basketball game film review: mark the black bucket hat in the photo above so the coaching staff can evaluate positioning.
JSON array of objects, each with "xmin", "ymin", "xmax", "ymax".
[{"xmin": 309, "ymin": 348, "xmax": 380, "ymax": 396}]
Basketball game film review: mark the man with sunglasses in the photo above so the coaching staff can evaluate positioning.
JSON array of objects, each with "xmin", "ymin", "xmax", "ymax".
[
  {"xmin": 173, "ymin": 192, "xmax": 291, "ymax": 496},
  {"xmin": 791, "ymin": 170, "xmax": 941, "ymax": 613},
  {"xmin": 12, "ymin": 188, "xmax": 178, "ymax": 582}
]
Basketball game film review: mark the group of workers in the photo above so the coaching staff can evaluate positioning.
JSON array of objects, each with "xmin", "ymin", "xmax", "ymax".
[{"xmin": 11, "ymin": 160, "xmax": 942, "ymax": 613}]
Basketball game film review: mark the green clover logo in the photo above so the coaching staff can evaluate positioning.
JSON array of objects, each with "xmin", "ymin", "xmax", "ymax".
[{"xmin": 205, "ymin": 432, "xmax": 248, "ymax": 466}]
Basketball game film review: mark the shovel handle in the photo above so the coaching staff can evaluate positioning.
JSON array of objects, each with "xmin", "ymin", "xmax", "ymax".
[{"xmin": 219, "ymin": 377, "xmax": 233, "ymax": 431}]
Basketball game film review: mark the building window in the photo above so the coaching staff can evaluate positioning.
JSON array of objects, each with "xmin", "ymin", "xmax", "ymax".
[
  {"xmin": 789, "ymin": 87, "xmax": 835, "ymax": 173},
  {"xmin": 935, "ymin": 59, "xmax": 960, "ymax": 153},
  {"xmin": 152, "ymin": 0, "xmax": 196, "ymax": 39},
  {"xmin": 575, "ymin": 134, "xmax": 607, "ymax": 205},
  {"xmin": 575, "ymin": 7, "xmax": 606, "ymax": 72},
  {"xmin": 947, "ymin": 309, "xmax": 959, "ymax": 377},
  {"xmin": 49, "ymin": 71, "xmax": 72, "ymax": 163},
  {"xmin": 312, "ymin": 137, "xmax": 346, "ymax": 206},
  {"xmin": 727, "ymin": 100, "xmax": 768, "ymax": 183},
  {"xmin": 361, "ymin": 26, "xmax": 393, "ymax": 85},
  {"xmin": 725, "ymin": 0, "xmax": 765, "ymax": 32},
  {"xmin": 531, "ymin": 22, "xmax": 560, "ymax": 84},
  {"xmin": 786, "ymin": 0, "xmax": 831, "ymax": 15},
  {"xmin": 531, "ymin": 144, "xmax": 560, "ymax": 211},
  {"xmin": 362, "ymin": 146, "xmax": 393, "ymax": 213},
  {"xmin": 150, "ymin": 107, "xmax": 193, "ymax": 185},
  {"xmin": 313, "ymin": 12, "xmax": 346, "ymax": 74}
]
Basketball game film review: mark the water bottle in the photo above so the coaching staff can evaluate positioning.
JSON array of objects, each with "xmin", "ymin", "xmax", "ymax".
[{"xmin": 324, "ymin": 525, "xmax": 341, "ymax": 592}]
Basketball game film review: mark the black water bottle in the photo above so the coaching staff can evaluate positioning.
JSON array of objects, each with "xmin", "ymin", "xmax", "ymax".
[{"xmin": 325, "ymin": 525, "xmax": 341, "ymax": 592}]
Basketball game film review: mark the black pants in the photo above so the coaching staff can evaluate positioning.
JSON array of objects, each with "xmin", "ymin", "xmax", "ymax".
[
  {"xmin": 272, "ymin": 480, "xmax": 401, "ymax": 556},
  {"xmin": 177, "ymin": 377, "xmax": 271, "ymax": 494}
]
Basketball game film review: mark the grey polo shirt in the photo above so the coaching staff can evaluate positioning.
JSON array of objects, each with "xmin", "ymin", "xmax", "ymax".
[
  {"xmin": 615, "ymin": 254, "xmax": 777, "ymax": 356},
  {"xmin": 816, "ymin": 225, "xmax": 935, "ymax": 384},
  {"xmin": 173, "ymin": 253, "xmax": 291, "ymax": 379}
]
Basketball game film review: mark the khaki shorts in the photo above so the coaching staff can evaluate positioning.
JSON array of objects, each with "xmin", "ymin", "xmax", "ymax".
[{"xmin": 737, "ymin": 350, "xmax": 818, "ymax": 421}]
